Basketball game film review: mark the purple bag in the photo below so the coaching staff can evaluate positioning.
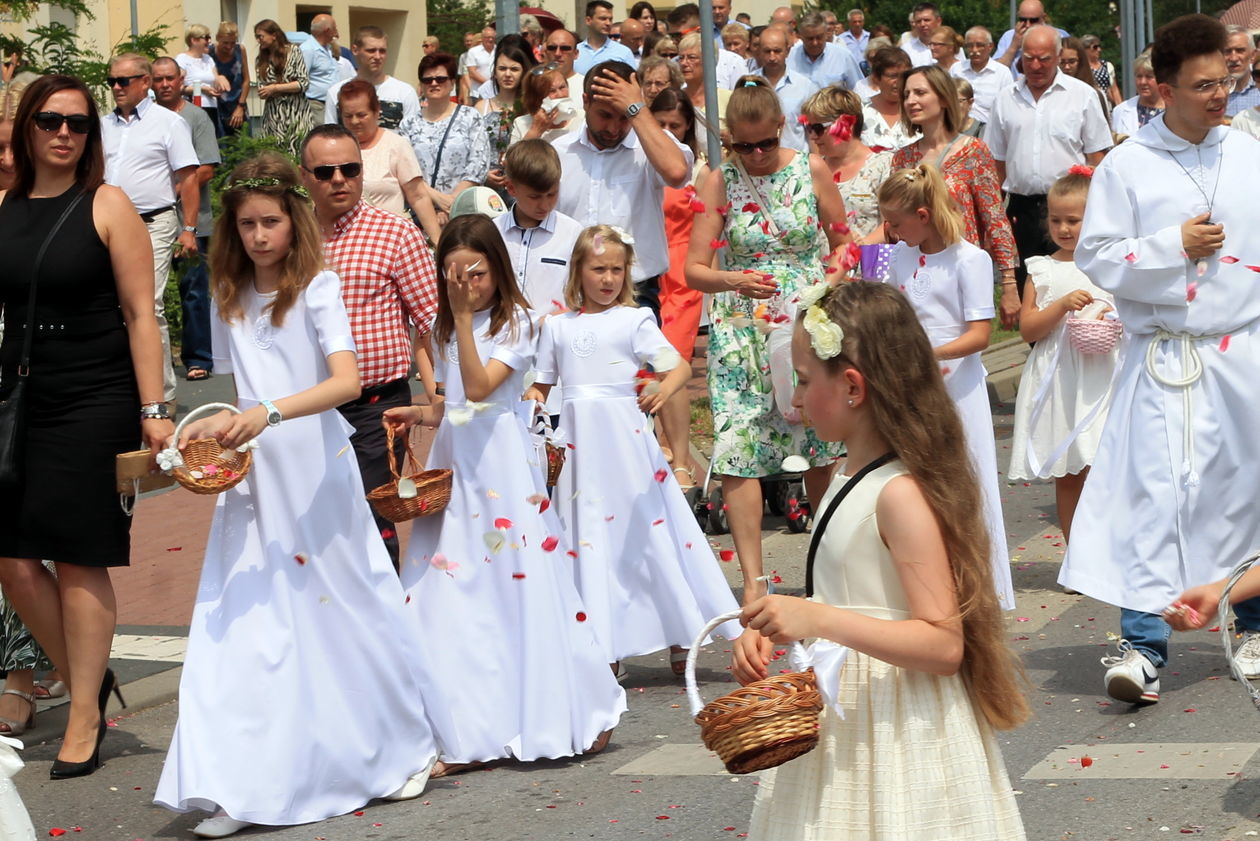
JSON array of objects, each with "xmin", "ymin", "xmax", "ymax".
[{"xmin": 859, "ymin": 244, "xmax": 894, "ymax": 283}]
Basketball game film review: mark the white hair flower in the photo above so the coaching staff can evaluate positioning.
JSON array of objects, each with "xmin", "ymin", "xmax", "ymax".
[
  {"xmin": 802, "ymin": 304, "xmax": 845, "ymax": 360},
  {"xmin": 610, "ymin": 225, "xmax": 636, "ymax": 245},
  {"xmin": 796, "ymin": 283, "xmax": 831, "ymax": 310}
]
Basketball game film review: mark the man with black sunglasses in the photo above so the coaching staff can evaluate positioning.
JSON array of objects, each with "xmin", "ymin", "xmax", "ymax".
[
  {"xmin": 300, "ymin": 124, "xmax": 438, "ymax": 568},
  {"xmin": 545, "ymin": 29, "xmax": 585, "ymax": 92},
  {"xmin": 100, "ymin": 52, "xmax": 200, "ymax": 404},
  {"xmin": 995, "ymin": 0, "xmax": 1069, "ymax": 78}
]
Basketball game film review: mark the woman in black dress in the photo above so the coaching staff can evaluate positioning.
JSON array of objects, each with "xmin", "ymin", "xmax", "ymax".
[{"xmin": 0, "ymin": 75, "xmax": 173, "ymax": 778}]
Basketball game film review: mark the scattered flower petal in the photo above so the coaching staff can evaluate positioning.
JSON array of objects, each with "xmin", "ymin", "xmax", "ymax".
[
  {"xmin": 1220, "ymin": 334, "xmax": 1231, "ymax": 352},
  {"xmin": 1220, "ymin": 255, "xmax": 1240, "ymax": 264},
  {"xmin": 541, "ymin": 536, "xmax": 560, "ymax": 552},
  {"xmin": 654, "ymin": 468, "xmax": 669, "ymax": 482}
]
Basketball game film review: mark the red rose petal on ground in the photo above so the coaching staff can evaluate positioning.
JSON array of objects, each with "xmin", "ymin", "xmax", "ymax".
[
  {"xmin": 49, "ymin": 831, "xmax": 67, "ymax": 838},
  {"xmin": 1220, "ymin": 255, "xmax": 1240, "ymax": 263},
  {"xmin": 654, "ymin": 468, "xmax": 669, "ymax": 482},
  {"xmin": 541, "ymin": 536, "xmax": 560, "ymax": 551},
  {"xmin": 166, "ymin": 547, "xmax": 182, "ymax": 551},
  {"xmin": 353, "ymin": 811, "xmax": 365, "ymax": 816},
  {"xmin": 494, "ymin": 517, "xmax": 513, "ymax": 530},
  {"xmin": 1080, "ymin": 755, "xmax": 1094, "ymax": 767},
  {"xmin": 719, "ymin": 549, "xmax": 735, "ymax": 561},
  {"xmin": 656, "ymin": 816, "xmax": 670, "ymax": 820}
]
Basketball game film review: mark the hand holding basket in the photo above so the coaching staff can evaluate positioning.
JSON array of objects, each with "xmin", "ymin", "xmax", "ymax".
[
  {"xmin": 158, "ymin": 402, "xmax": 254, "ymax": 494},
  {"xmin": 366, "ymin": 424, "xmax": 452, "ymax": 522}
]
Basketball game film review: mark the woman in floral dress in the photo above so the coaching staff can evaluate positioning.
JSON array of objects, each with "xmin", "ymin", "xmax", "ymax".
[
  {"xmin": 685, "ymin": 77, "xmax": 850, "ymax": 605},
  {"xmin": 800, "ymin": 86, "xmax": 892, "ymax": 241}
]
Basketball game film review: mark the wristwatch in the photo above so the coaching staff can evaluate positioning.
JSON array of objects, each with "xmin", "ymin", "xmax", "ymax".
[
  {"xmin": 261, "ymin": 399, "xmax": 283, "ymax": 427},
  {"xmin": 140, "ymin": 402, "xmax": 171, "ymax": 420},
  {"xmin": 625, "ymin": 101, "xmax": 644, "ymax": 119},
  {"xmin": 182, "ymin": 225, "xmax": 197, "ymax": 234}
]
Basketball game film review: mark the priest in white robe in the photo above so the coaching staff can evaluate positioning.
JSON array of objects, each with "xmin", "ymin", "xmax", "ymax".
[{"xmin": 1059, "ymin": 13, "xmax": 1260, "ymax": 705}]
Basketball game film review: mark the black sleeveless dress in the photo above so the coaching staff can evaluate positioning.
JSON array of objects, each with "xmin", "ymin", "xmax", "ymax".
[{"xmin": 0, "ymin": 187, "xmax": 141, "ymax": 566}]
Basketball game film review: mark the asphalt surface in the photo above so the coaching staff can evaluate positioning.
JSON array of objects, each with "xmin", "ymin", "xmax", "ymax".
[{"xmin": 10, "ymin": 372, "xmax": 1260, "ymax": 841}]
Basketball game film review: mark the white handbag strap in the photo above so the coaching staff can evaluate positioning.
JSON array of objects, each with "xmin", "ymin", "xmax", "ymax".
[{"xmin": 733, "ymin": 157, "xmax": 780, "ymax": 239}]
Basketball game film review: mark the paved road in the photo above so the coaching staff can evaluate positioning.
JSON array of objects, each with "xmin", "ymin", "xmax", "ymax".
[{"xmin": 11, "ymin": 375, "xmax": 1260, "ymax": 841}]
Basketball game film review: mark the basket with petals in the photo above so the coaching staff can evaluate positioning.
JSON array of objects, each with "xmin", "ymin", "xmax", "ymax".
[
  {"xmin": 684, "ymin": 610, "xmax": 823, "ymax": 774},
  {"xmin": 158, "ymin": 402, "xmax": 253, "ymax": 495},
  {"xmin": 531, "ymin": 410, "xmax": 566, "ymax": 487},
  {"xmin": 1067, "ymin": 313, "xmax": 1123, "ymax": 354},
  {"xmin": 366, "ymin": 424, "xmax": 452, "ymax": 522}
]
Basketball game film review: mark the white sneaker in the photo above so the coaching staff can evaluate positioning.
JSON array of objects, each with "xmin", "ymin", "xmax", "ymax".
[
  {"xmin": 384, "ymin": 754, "xmax": 439, "ymax": 801},
  {"xmin": 1231, "ymin": 631, "xmax": 1260, "ymax": 680},
  {"xmin": 1100, "ymin": 639, "xmax": 1160, "ymax": 705},
  {"xmin": 192, "ymin": 813, "xmax": 253, "ymax": 839}
]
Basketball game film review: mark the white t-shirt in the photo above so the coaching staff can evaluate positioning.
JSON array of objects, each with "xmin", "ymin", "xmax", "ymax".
[
  {"xmin": 466, "ymin": 44, "xmax": 494, "ymax": 83},
  {"xmin": 176, "ymin": 52, "xmax": 220, "ymax": 108},
  {"xmin": 324, "ymin": 75, "xmax": 421, "ymax": 131}
]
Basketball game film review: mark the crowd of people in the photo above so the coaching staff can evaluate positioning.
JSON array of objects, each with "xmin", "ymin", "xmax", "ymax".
[{"xmin": 1, "ymin": 2, "xmax": 1259, "ymax": 839}]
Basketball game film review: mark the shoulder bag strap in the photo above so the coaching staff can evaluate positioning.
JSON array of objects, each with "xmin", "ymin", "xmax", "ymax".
[
  {"xmin": 804, "ymin": 451, "xmax": 896, "ymax": 597},
  {"xmin": 733, "ymin": 156, "xmax": 781, "ymax": 239},
  {"xmin": 429, "ymin": 105, "xmax": 462, "ymax": 189},
  {"xmin": 933, "ymin": 132, "xmax": 968, "ymax": 170},
  {"xmin": 15, "ymin": 190, "xmax": 87, "ymax": 376}
]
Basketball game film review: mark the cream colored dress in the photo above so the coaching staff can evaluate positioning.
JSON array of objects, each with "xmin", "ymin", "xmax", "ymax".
[{"xmin": 748, "ymin": 461, "xmax": 1026, "ymax": 841}]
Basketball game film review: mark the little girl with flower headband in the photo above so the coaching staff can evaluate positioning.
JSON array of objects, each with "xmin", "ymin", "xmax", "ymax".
[
  {"xmin": 527, "ymin": 225, "xmax": 740, "ymax": 678},
  {"xmin": 154, "ymin": 153, "xmax": 439, "ymax": 838},
  {"xmin": 877, "ymin": 163, "xmax": 1015, "ymax": 610},
  {"xmin": 734, "ymin": 281, "xmax": 1028, "ymax": 841}
]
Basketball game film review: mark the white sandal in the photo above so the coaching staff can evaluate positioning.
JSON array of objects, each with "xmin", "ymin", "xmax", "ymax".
[
  {"xmin": 193, "ymin": 812, "xmax": 253, "ymax": 839},
  {"xmin": 0, "ymin": 690, "xmax": 35, "ymax": 736},
  {"xmin": 384, "ymin": 754, "xmax": 439, "ymax": 801}
]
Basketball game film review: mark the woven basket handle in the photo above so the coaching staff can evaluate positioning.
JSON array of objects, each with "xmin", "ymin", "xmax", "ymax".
[
  {"xmin": 173, "ymin": 402, "xmax": 243, "ymax": 445},
  {"xmin": 1220, "ymin": 550, "xmax": 1260, "ymax": 706},
  {"xmin": 383, "ymin": 423, "xmax": 421, "ymax": 481},
  {"xmin": 684, "ymin": 609, "xmax": 807, "ymax": 717}
]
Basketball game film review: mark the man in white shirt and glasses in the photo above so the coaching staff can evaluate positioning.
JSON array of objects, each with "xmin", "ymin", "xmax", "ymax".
[
  {"xmin": 951, "ymin": 26, "xmax": 1013, "ymax": 124},
  {"xmin": 984, "ymin": 25, "xmax": 1111, "ymax": 324},
  {"xmin": 553, "ymin": 61, "xmax": 692, "ymax": 322},
  {"xmin": 100, "ymin": 53, "xmax": 200, "ymax": 404}
]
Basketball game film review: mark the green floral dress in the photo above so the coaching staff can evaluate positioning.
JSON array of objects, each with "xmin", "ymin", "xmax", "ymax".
[{"xmin": 708, "ymin": 152, "xmax": 844, "ymax": 477}]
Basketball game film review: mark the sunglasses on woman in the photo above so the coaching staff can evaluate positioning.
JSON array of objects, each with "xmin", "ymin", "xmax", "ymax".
[
  {"xmin": 730, "ymin": 136, "xmax": 779, "ymax": 154},
  {"xmin": 34, "ymin": 111, "xmax": 93, "ymax": 134},
  {"xmin": 305, "ymin": 162, "xmax": 363, "ymax": 180}
]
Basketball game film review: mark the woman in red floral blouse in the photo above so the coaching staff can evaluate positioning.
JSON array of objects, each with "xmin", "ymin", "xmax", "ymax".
[{"xmin": 892, "ymin": 65, "xmax": 1019, "ymax": 311}]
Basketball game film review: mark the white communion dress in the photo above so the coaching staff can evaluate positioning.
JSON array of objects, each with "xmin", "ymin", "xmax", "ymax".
[
  {"xmin": 885, "ymin": 241, "xmax": 1015, "ymax": 609},
  {"xmin": 534, "ymin": 306, "xmax": 740, "ymax": 662},
  {"xmin": 401, "ymin": 306, "xmax": 627, "ymax": 765},
  {"xmin": 155, "ymin": 271, "xmax": 439, "ymax": 825},
  {"xmin": 748, "ymin": 460, "xmax": 1027, "ymax": 841},
  {"xmin": 1008, "ymin": 256, "xmax": 1120, "ymax": 480}
]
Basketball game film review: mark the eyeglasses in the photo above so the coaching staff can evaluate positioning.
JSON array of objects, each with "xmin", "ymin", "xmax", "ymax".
[
  {"xmin": 678, "ymin": 53, "xmax": 701, "ymax": 63},
  {"xmin": 804, "ymin": 122, "xmax": 829, "ymax": 136},
  {"xmin": 609, "ymin": 33, "xmax": 621, "ymax": 40},
  {"xmin": 1175, "ymin": 76, "xmax": 1233, "ymax": 94},
  {"xmin": 660, "ymin": 51, "xmax": 678, "ymax": 59},
  {"xmin": 191, "ymin": 35, "xmax": 210, "ymax": 40},
  {"xmin": 529, "ymin": 61, "xmax": 560, "ymax": 76},
  {"xmin": 1017, "ymin": 16, "xmax": 1042, "ymax": 23},
  {"xmin": 420, "ymin": 74, "xmax": 452, "ymax": 85},
  {"xmin": 106, "ymin": 73, "xmax": 145, "ymax": 88},
  {"xmin": 928, "ymin": 41, "xmax": 951, "ymax": 48},
  {"xmin": 730, "ymin": 136, "xmax": 779, "ymax": 154},
  {"xmin": 545, "ymin": 44, "xmax": 575, "ymax": 53},
  {"xmin": 304, "ymin": 162, "xmax": 363, "ymax": 180},
  {"xmin": 33, "ymin": 111, "xmax": 92, "ymax": 134}
]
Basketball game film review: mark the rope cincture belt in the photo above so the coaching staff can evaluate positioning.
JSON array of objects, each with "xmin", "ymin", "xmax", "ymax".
[{"xmin": 1144, "ymin": 327, "xmax": 1229, "ymax": 488}]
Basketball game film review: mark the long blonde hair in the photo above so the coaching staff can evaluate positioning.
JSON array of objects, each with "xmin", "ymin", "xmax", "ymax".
[
  {"xmin": 209, "ymin": 152, "xmax": 325, "ymax": 327},
  {"xmin": 564, "ymin": 225, "xmax": 636, "ymax": 310},
  {"xmin": 810, "ymin": 281, "xmax": 1029, "ymax": 731},
  {"xmin": 877, "ymin": 164, "xmax": 964, "ymax": 247}
]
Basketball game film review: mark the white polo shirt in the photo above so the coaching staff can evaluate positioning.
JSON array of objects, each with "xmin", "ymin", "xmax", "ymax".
[
  {"xmin": 101, "ymin": 96, "xmax": 199, "ymax": 215},
  {"xmin": 984, "ymin": 71, "xmax": 1112, "ymax": 196},
  {"xmin": 951, "ymin": 59, "xmax": 1014, "ymax": 123},
  {"xmin": 494, "ymin": 206, "xmax": 585, "ymax": 314},
  {"xmin": 553, "ymin": 127, "xmax": 693, "ymax": 281},
  {"xmin": 466, "ymin": 44, "xmax": 494, "ymax": 82}
]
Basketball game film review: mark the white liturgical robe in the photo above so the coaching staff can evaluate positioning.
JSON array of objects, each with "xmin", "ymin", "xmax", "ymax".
[{"xmin": 1059, "ymin": 117, "xmax": 1260, "ymax": 613}]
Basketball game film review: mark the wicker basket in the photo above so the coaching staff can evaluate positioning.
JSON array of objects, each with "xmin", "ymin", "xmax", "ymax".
[
  {"xmin": 1067, "ymin": 314, "xmax": 1123, "ymax": 354},
  {"xmin": 366, "ymin": 424, "xmax": 452, "ymax": 522},
  {"xmin": 166, "ymin": 402, "xmax": 253, "ymax": 495},
  {"xmin": 685, "ymin": 610, "xmax": 823, "ymax": 774},
  {"xmin": 1220, "ymin": 550, "xmax": 1260, "ymax": 709}
]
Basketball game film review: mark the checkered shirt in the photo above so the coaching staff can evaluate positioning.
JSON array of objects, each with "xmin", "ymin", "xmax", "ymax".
[{"xmin": 324, "ymin": 201, "xmax": 438, "ymax": 388}]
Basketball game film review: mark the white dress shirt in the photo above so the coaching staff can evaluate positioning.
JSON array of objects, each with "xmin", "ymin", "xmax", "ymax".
[
  {"xmin": 101, "ymin": 96, "xmax": 199, "ymax": 215},
  {"xmin": 951, "ymin": 59, "xmax": 1014, "ymax": 123},
  {"xmin": 465, "ymin": 44, "xmax": 494, "ymax": 82},
  {"xmin": 553, "ymin": 127, "xmax": 694, "ymax": 281},
  {"xmin": 903, "ymin": 37, "xmax": 934, "ymax": 67},
  {"xmin": 715, "ymin": 48, "xmax": 749, "ymax": 90},
  {"xmin": 984, "ymin": 71, "xmax": 1113, "ymax": 195},
  {"xmin": 755, "ymin": 70, "xmax": 819, "ymax": 151},
  {"xmin": 786, "ymin": 41, "xmax": 861, "ymax": 90},
  {"xmin": 494, "ymin": 206, "xmax": 585, "ymax": 313}
]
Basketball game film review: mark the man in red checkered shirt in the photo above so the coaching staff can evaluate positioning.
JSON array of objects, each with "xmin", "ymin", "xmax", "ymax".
[{"xmin": 301, "ymin": 124, "xmax": 438, "ymax": 567}]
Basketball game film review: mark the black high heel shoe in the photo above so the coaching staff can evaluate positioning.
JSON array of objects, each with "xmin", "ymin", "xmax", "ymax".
[{"xmin": 49, "ymin": 669, "xmax": 127, "ymax": 780}]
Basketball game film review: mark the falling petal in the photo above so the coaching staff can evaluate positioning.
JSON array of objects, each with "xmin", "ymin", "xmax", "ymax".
[
  {"xmin": 918, "ymin": 254, "xmax": 926, "ymax": 267},
  {"xmin": 593, "ymin": 233, "xmax": 606, "ymax": 255},
  {"xmin": 796, "ymin": 114, "xmax": 809, "ymax": 124},
  {"xmin": 741, "ymin": 202, "xmax": 761, "ymax": 213},
  {"xmin": 689, "ymin": 197, "xmax": 707, "ymax": 213},
  {"xmin": 717, "ymin": 201, "xmax": 732, "ymax": 215},
  {"xmin": 337, "ymin": 444, "xmax": 351, "ymax": 457},
  {"xmin": 1124, "ymin": 252, "xmax": 1137, "ymax": 263},
  {"xmin": 719, "ymin": 549, "xmax": 735, "ymax": 561},
  {"xmin": 483, "ymin": 531, "xmax": 506, "ymax": 553},
  {"xmin": 448, "ymin": 408, "xmax": 474, "ymax": 426},
  {"xmin": 526, "ymin": 493, "xmax": 548, "ymax": 505},
  {"xmin": 1220, "ymin": 334, "xmax": 1231, "ymax": 351},
  {"xmin": 710, "ymin": 238, "xmax": 729, "ymax": 249},
  {"xmin": 654, "ymin": 468, "xmax": 669, "ymax": 482},
  {"xmin": 652, "ymin": 518, "xmax": 664, "ymax": 525},
  {"xmin": 541, "ymin": 535, "xmax": 560, "ymax": 551},
  {"xmin": 512, "ymin": 572, "xmax": 526, "ymax": 579},
  {"xmin": 294, "ymin": 553, "xmax": 308, "ymax": 565},
  {"xmin": 1186, "ymin": 282, "xmax": 1197, "ymax": 302},
  {"xmin": 494, "ymin": 517, "xmax": 513, "ymax": 530},
  {"xmin": 1220, "ymin": 255, "xmax": 1240, "ymax": 263},
  {"xmin": 538, "ymin": 498, "xmax": 550, "ymax": 513},
  {"xmin": 486, "ymin": 488, "xmax": 500, "ymax": 499},
  {"xmin": 576, "ymin": 611, "xmax": 587, "ymax": 621},
  {"xmin": 829, "ymin": 221, "xmax": 850, "ymax": 234},
  {"xmin": 1247, "ymin": 265, "xmax": 1260, "ymax": 273}
]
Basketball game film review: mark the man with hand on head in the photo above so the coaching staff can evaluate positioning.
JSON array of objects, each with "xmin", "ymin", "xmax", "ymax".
[{"xmin": 553, "ymin": 61, "xmax": 692, "ymax": 323}]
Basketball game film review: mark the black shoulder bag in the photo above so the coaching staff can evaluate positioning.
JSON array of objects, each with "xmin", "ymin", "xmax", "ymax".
[
  {"xmin": 804, "ymin": 452, "xmax": 897, "ymax": 598},
  {"xmin": 0, "ymin": 190, "xmax": 87, "ymax": 490},
  {"xmin": 428, "ymin": 105, "xmax": 463, "ymax": 189}
]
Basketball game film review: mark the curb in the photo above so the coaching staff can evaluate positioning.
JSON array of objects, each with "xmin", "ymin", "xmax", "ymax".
[{"xmin": 17, "ymin": 665, "xmax": 182, "ymax": 749}]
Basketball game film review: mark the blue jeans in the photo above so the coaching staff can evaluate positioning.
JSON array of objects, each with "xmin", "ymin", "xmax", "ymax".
[
  {"xmin": 176, "ymin": 236, "xmax": 213, "ymax": 371},
  {"xmin": 1123, "ymin": 596, "xmax": 1260, "ymax": 669}
]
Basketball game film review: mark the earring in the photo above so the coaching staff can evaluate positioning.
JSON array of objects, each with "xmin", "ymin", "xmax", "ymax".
[{"xmin": 847, "ymin": 399, "xmax": 855, "ymax": 407}]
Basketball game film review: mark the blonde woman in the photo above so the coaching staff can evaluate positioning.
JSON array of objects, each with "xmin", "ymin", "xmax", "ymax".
[{"xmin": 176, "ymin": 23, "xmax": 230, "ymax": 126}]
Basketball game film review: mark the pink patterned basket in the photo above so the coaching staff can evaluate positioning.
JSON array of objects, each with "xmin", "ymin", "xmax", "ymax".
[{"xmin": 1066, "ymin": 315, "xmax": 1123, "ymax": 354}]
